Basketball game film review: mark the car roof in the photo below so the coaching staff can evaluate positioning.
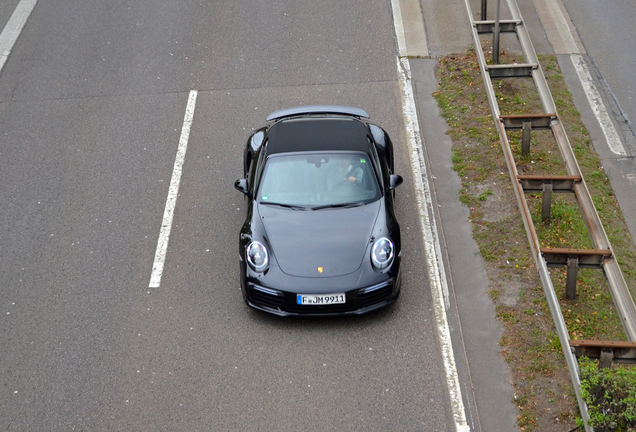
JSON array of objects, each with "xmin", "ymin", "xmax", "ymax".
[{"xmin": 266, "ymin": 117, "xmax": 370, "ymax": 155}]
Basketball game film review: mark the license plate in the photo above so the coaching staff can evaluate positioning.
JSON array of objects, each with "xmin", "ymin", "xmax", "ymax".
[{"xmin": 297, "ymin": 293, "xmax": 346, "ymax": 305}]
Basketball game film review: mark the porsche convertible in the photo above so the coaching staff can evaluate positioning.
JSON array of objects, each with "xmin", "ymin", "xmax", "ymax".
[{"xmin": 234, "ymin": 105, "xmax": 403, "ymax": 316}]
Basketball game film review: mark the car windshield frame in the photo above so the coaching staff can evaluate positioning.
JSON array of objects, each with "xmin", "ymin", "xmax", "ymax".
[{"xmin": 256, "ymin": 151, "xmax": 381, "ymax": 209}]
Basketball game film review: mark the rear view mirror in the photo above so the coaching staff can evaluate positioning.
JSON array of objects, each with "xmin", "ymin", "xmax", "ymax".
[
  {"xmin": 234, "ymin": 179, "xmax": 250, "ymax": 197},
  {"xmin": 388, "ymin": 174, "xmax": 403, "ymax": 191}
]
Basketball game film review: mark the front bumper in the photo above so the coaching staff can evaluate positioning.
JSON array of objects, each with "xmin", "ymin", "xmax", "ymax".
[{"xmin": 242, "ymin": 269, "xmax": 401, "ymax": 317}]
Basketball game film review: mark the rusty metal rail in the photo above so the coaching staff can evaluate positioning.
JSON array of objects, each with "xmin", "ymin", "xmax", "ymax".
[{"xmin": 462, "ymin": 0, "xmax": 636, "ymax": 430}]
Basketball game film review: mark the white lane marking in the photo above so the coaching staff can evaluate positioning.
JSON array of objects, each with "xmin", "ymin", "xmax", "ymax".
[
  {"xmin": 538, "ymin": 0, "xmax": 627, "ymax": 157},
  {"xmin": 390, "ymin": 0, "xmax": 429, "ymax": 58},
  {"xmin": 571, "ymin": 54, "xmax": 627, "ymax": 157},
  {"xmin": 149, "ymin": 90, "xmax": 198, "ymax": 288},
  {"xmin": 397, "ymin": 56, "xmax": 469, "ymax": 432},
  {"xmin": 391, "ymin": 1, "xmax": 468, "ymax": 429},
  {"xmin": 390, "ymin": 0, "xmax": 408, "ymax": 57},
  {"xmin": 537, "ymin": 0, "xmax": 579, "ymax": 54},
  {"xmin": 0, "ymin": 0, "xmax": 38, "ymax": 72}
]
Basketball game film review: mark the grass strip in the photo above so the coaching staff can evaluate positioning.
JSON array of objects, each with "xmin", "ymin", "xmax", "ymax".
[{"xmin": 433, "ymin": 47, "xmax": 636, "ymax": 431}]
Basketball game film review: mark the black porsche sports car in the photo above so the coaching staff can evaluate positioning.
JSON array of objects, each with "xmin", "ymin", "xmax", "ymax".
[{"xmin": 234, "ymin": 105, "xmax": 403, "ymax": 316}]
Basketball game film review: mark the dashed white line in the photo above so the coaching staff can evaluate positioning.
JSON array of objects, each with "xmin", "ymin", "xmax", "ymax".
[
  {"xmin": 0, "ymin": 0, "xmax": 38, "ymax": 72},
  {"xmin": 149, "ymin": 90, "xmax": 198, "ymax": 288},
  {"xmin": 570, "ymin": 53, "xmax": 627, "ymax": 157},
  {"xmin": 538, "ymin": 0, "xmax": 627, "ymax": 157}
]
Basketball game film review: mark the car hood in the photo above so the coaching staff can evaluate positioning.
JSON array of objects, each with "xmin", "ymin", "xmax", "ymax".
[{"xmin": 257, "ymin": 201, "xmax": 380, "ymax": 278}]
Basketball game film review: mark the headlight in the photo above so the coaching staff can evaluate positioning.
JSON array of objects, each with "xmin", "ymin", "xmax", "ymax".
[
  {"xmin": 371, "ymin": 237, "xmax": 394, "ymax": 270},
  {"xmin": 246, "ymin": 241, "xmax": 269, "ymax": 272}
]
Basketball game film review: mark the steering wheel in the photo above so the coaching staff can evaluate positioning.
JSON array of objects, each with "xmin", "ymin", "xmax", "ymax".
[
  {"xmin": 331, "ymin": 178, "xmax": 350, "ymax": 190},
  {"xmin": 331, "ymin": 178, "xmax": 363, "ymax": 195}
]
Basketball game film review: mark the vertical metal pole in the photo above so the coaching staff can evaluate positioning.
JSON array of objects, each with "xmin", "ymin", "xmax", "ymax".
[
  {"xmin": 521, "ymin": 120, "xmax": 531, "ymax": 155},
  {"xmin": 481, "ymin": 0, "xmax": 487, "ymax": 21},
  {"xmin": 566, "ymin": 256, "xmax": 579, "ymax": 299},
  {"xmin": 493, "ymin": 0, "xmax": 501, "ymax": 64},
  {"xmin": 599, "ymin": 349, "xmax": 613, "ymax": 369},
  {"xmin": 542, "ymin": 182, "xmax": 553, "ymax": 221}
]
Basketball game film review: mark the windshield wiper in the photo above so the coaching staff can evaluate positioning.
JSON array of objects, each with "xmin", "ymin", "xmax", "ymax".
[
  {"xmin": 311, "ymin": 202, "xmax": 365, "ymax": 210},
  {"xmin": 260, "ymin": 202, "xmax": 307, "ymax": 210}
]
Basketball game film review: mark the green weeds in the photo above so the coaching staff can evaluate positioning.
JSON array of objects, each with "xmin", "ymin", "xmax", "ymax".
[
  {"xmin": 434, "ymin": 48, "xmax": 636, "ymax": 431},
  {"xmin": 578, "ymin": 358, "xmax": 636, "ymax": 431}
]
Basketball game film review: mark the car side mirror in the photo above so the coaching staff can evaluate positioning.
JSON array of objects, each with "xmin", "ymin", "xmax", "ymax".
[
  {"xmin": 388, "ymin": 174, "xmax": 403, "ymax": 191},
  {"xmin": 234, "ymin": 179, "xmax": 250, "ymax": 198}
]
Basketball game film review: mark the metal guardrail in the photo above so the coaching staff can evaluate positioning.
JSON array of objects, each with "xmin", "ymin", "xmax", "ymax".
[{"xmin": 462, "ymin": 0, "xmax": 636, "ymax": 430}]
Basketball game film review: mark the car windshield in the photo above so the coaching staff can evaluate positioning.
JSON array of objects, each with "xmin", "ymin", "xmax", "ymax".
[{"xmin": 257, "ymin": 152, "xmax": 381, "ymax": 208}]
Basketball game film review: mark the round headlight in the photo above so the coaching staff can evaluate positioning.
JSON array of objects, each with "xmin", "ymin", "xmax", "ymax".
[
  {"xmin": 246, "ymin": 241, "xmax": 269, "ymax": 272},
  {"xmin": 371, "ymin": 237, "xmax": 394, "ymax": 270}
]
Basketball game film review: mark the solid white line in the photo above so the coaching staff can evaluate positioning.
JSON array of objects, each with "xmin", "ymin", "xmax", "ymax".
[
  {"xmin": 397, "ymin": 56, "xmax": 469, "ymax": 432},
  {"xmin": 149, "ymin": 90, "xmax": 198, "ymax": 288},
  {"xmin": 391, "ymin": 1, "xmax": 468, "ymax": 429},
  {"xmin": 0, "ymin": 0, "xmax": 38, "ymax": 72},
  {"xmin": 570, "ymin": 54, "xmax": 627, "ymax": 157},
  {"xmin": 390, "ymin": 0, "xmax": 429, "ymax": 58},
  {"xmin": 390, "ymin": 0, "xmax": 408, "ymax": 57},
  {"xmin": 539, "ymin": 0, "xmax": 579, "ymax": 54}
]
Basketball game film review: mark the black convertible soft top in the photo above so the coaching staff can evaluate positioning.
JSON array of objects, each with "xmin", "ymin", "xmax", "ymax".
[{"xmin": 266, "ymin": 118, "xmax": 370, "ymax": 155}]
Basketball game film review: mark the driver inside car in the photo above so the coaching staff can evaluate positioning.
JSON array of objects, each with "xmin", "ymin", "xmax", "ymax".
[{"xmin": 327, "ymin": 156, "xmax": 364, "ymax": 190}]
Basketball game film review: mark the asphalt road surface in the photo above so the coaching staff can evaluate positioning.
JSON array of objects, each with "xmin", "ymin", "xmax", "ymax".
[
  {"xmin": 560, "ymin": 0, "xmax": 636, "ymax": 145},
  {"xmin": 0, "ymin": 0, "xmax": 457, "ymax": 430}
]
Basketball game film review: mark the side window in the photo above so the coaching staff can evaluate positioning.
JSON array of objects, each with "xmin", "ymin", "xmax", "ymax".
[
  {"xmin": 367, "ymin": 137, "xmax": 384, "ymax": 187},
  {"xmin": 245, "ymin": 152, "xmax": 252, "ymax": 179},
  {"xmin": 252, "ymin": 141, "xmax": 268, "ymax": 193},
  {"xmin": 246, "ymin": 129, "xmax": 266, "ymax": 180}
]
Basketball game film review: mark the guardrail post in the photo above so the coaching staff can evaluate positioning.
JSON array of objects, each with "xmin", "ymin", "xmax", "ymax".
[
  {"xmin": 481, "ymin": 0, "xmax": 487, "ymax": 21},
  {"xmin": 566, "ymin": 255, "xmax": 579, "ymax": 299},
  {"xmin": 541, "ymin": 182, "xmax": 553, "ymax": 221},
  {"xmin": 600, "ymin": 349, "xmax": 613, "ymax": 368},
  {"xmin": 521, "ymin": 120, "xmax": 531, "ymax": 155},
  {"xmin": 493, "ymin": 0, "xmax": 501, "ymax": 64}
]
